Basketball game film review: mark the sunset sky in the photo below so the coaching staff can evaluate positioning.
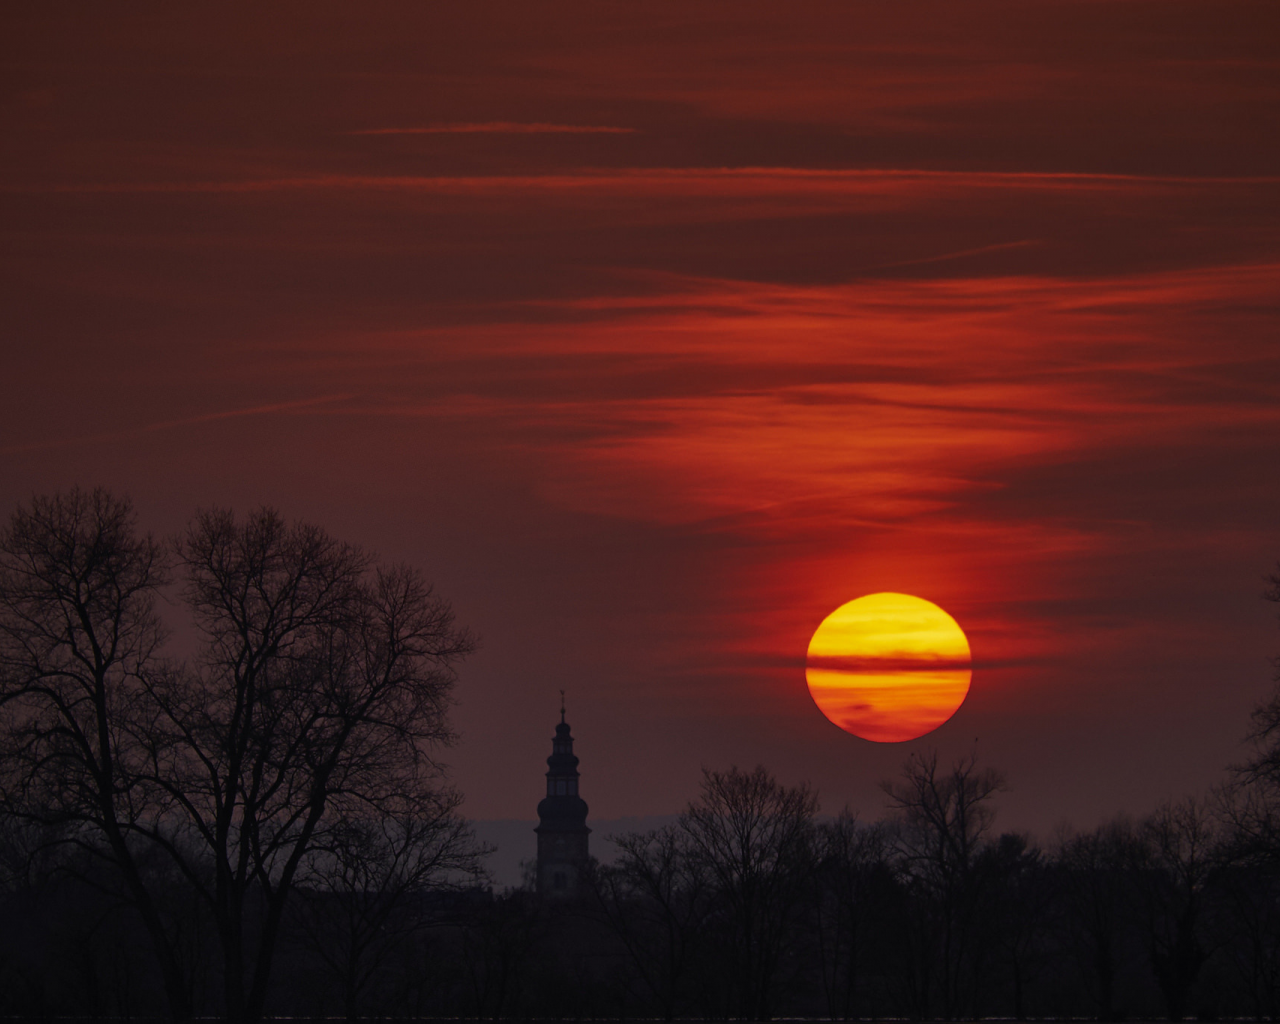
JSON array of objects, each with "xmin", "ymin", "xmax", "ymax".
[{"xmin": 3, "ymin": 1, "xmax": 1279, "ymax": 838}]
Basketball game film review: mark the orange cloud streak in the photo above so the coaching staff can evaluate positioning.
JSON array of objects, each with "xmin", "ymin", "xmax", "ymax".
[{"xmin": 301, "ymin": 259, "xmax": 1276, "ymax": 692}]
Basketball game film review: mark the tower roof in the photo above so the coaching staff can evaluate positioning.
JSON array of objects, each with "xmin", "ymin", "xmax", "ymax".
[
  {"xmin": 537, "ymin": 704, "xmax": 588, "ymax": 833},
  {"xmin": 547, "ymin": 720, "xmax": 579, "ymax": 771}
]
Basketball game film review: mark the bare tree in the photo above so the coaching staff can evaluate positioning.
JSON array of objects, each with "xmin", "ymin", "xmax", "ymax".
[
  {"xmin": 1134, "ymin": 797, "xmax": 1221, "ymax": 1019},
  {"xmin": 0, "ymin": 493, "xmax": 475, "ymax": 1022},
  {"xmin": 1055, "ymin": 817, "xmax": 1142, "ymax": 1020},
  {"xmin": 1215, "ymin": 817, "xmax": 1280, "ymax": 1017},
  {"xmin": 976, "ymin": 831, "xmax": 1052, "ymax": 1019},
  {"xmin": 812, "ymin": 812, "xmax": 894, "ymax": 1020},
  {"xmin": 290, "ymin": 795, "xmax": 486, "ymax": 1020},
  {"xmin": 1215, "ymin": 564, "xmax": 1280, "ymax": 1014},
  {"xmin": 678, "ymin": 765, "xmax": 818, "ymax": 1020},
  {"xmin": 134, "ymin": 508, "xmax": 474, "ymax": 1021},
  {"xmin": 0, "ymin": 490, "xmax": 192, "ymax": 1015},
  {"xmin": 591, "ymin": 824, "xmax": 712, "ymax": 1019},
  {"xmin": 1224, "ymin": 566, "xmax": 1280, "ymax": 852},
  {"xmin": 453, "ymin": 891, "xmax": 545, "ymax": 1018},
  {"xmin": 882, "ymin": 750, "xmax": 1006, "ymax": 1018}
]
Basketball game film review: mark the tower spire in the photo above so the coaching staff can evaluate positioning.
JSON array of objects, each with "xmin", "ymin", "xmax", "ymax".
[{"xmin": 560, "ymin": 689, "xmax": 566, "ymax": 723}]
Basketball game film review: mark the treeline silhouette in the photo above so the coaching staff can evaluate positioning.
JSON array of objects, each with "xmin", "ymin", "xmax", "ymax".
[{"xmin": 1, "ymin": 489, "xmax": 1279, "ymax": 1021}]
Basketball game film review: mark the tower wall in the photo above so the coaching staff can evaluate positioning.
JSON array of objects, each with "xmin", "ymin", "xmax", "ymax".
[{"xmin": 536, "ymin": 827, "xmax": 590, "ymax": 893}]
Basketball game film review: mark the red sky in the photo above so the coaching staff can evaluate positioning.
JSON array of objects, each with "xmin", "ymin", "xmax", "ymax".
[{"xmin": 3, "ymin": 0, "xmax": 1279, "ymax": 835}]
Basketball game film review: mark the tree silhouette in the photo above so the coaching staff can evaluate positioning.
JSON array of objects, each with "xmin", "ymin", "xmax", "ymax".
[
  {"xmin": 679, "ymin": 765, "xmax": 818, "ymax": 1020},
  {"xmin": 1230, "ymin": 566, "xmax": 1280, "ymax": 832},
  {"xmin": 883, "ymin": 750, "xmax": 1006, "ymax": 1018},
  {"xmin": 1215, "ymin": 564, "xmax": 1280, "ymax": 1015},
  {"xmin": 591, "ymin": 824, "xmax": 712, "ymax": 1019},
  {"xmin": 0, "ymin": 491, "xmax": 474, "ymax": 1022},
  {"xmin": 290, "ymin": 800, "xmax": 485, "ymax": 1020},
  {"xmin": 0, "ymin": 490, "xmax": 190, "ymax": 1014},
  {"xmin": 973, "ymin": 831, "xmax": 1051, "ymax": 1019},
  {"xmin": 1134, "ymin": 797, "xmax": 1220, "ymax": 1019},
  {"xmin": 811, "ymin": 812, "xmax": 894, "ymax": 1020}
]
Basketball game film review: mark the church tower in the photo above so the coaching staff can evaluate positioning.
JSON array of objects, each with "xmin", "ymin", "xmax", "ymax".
[{"xmin": 535, "ymin": 695, "xmax": 591, "ymax": 896}]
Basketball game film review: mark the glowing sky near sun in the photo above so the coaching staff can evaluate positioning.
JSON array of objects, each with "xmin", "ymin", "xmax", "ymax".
[{"xmin": 2, "ymin": 0, "xmax": 1278, "ymax": 831}]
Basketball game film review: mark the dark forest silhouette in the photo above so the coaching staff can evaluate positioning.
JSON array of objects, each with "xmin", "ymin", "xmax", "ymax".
[{"xmin": 2, "ymin": 489, "xmax": 1280, "ymax": 1021}]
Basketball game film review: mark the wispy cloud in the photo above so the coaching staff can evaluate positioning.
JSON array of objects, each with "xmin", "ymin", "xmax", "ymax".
[
  {"xmin": 298, "ymin": 263, "xmax": 1279, "ymax": 540},
  {"xmin": 11, "ymin": 167, "xmax": 1277, "ymax": 197},
  {"xmin": 0, "ymin": 394, "xmax": 352, "ymax": 457},
  {"xmin": 348, "ymin": 122, "xmax": 638, "ymax": 135}
]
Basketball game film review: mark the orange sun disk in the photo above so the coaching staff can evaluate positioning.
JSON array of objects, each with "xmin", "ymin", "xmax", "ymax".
[{"xmin": 805, "ymin": 592, "xmax": 972, "ymax": 743}]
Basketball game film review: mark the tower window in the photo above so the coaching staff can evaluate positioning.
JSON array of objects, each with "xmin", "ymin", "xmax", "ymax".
[
  {"xmin": 556, "ymin": 780, "xmax": 566, "ymax": 796},
  {"xmin": 568, "ymin": 779, "xmax": 577, "ymax": 795}
]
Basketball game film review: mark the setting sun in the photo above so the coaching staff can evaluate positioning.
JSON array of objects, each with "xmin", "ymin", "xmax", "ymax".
[{"xmin": 805, "ymin": 593, "xmax": 972, "ymax": 743}]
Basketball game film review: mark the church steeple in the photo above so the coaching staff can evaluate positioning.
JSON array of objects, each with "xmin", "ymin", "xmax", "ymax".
[{"xmin": 535, "ymin": 695, "xmax": 590, "ymax": 896}]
